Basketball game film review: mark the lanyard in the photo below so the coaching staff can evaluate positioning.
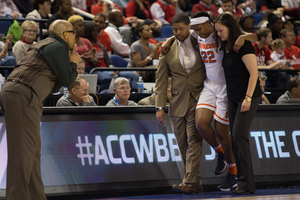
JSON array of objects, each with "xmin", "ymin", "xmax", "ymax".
[{"xmin": 113, "ymin": 96, "xmax": 120, "ymax": 106}]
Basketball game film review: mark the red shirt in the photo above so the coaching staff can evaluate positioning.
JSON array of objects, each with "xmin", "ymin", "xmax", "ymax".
[
  {"xmin": 233, "ymin": 6, "xmax": 243, "ymax": 17},
  {"xmin": 93, "ymin": 44, "xmax": 107, "ymax": 67},
  {"xmin": 126, "ymin": 1, "xmax": 153, "ymax": 19},
  {"xmin": 97, "ymin": 30, "xmax": 111, "ymax": 54},
  {"xmin": 284, "ymin": 45, "xmax": 300, "ymax": 69},
  {"xmin": 154, "ymin": 1, "xmax": 175, "ymax": 24},
  {"xmin": 91, "ymin": 4, "xmax": 128, "ymax": 25},
  {"xmin": 191, "ymin": 3, "xmax": 219, "ymax": 17},
  {"xmin": 252, "ymin": 42, "xmax": 272, "ymax": 66}
]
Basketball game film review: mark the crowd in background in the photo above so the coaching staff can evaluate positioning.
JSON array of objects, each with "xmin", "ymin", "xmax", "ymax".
[{"xmin": 0, "ymin": 0, "xmax": 300, "ymax": 105}]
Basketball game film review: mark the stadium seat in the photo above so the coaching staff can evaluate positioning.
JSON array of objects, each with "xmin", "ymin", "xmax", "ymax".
[{"xmin": 160, "ymin": 24, "xmax": 173, "ymax": 38}]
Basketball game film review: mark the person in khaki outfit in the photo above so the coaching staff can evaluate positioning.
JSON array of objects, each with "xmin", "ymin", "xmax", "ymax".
[
  {"xmin": 0, "ymin": 20, "xmax": 80, "ymax": 200},
  {"xmin": 155, "ymin": 13, "xmax": 206, "ymax": 194}
]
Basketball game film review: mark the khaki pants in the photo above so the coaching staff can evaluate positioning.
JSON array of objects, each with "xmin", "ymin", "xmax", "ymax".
[
  {"xmin": 169, "ymin": 95, "xmax": 203, "ymax": 184},
  {"xmin": 0, "ymin": 81, "xmax": 46, "ymax": 200}
]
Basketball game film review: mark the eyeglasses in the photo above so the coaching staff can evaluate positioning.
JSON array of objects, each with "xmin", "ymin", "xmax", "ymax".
[
  {"xmin": 62, "ymin": 30, "xmax": 77, "ymax": 36},
  {"xmin": 117, "ymin": 86, "xmax": 131, "ymax": 91},
  {"xmin": 25, "ymin": 29, "xmax": 38, "ymax": 33}
]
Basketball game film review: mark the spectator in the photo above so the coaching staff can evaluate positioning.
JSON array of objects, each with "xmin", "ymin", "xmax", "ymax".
[
  {"xmin": 83, "ymin": 21, "xmax": 112, "ymax": 90},
  {"xmin": 12, "ymin": 0, "xmax": 34, "ymax": 17},
  {"xmin": 191, "ymin": 0, "xmax": 219, "ymax": 16},
  {"xmin": 258, "ymin": 71, "xmax": 270, "ymax": 104},
  {"xmin": 143, "ymin": 19, "xmax": 162, "ymax": 44},
  {"xmin": 0, "ymin": 34, "xmax": 16, "ymax": 78},
  {"xmin": 26, "ymin": 0, "xmax": 52, "ymax": 40},
  {"xmin": 268, "ymin": 13, "xmax": 283, "ymax": 40},
  {"xmin": 13, "ymin": 20, "xmax": 38, "ymax": 63},
  {"xmin": 127, "ymin": 23, "xmax": 161, "ymax": 81},
  {"xmin": 0, "ymin": 0, "xmax": 22, "ymax": 18},
  {"xmin": 239, "ymin": 13, "xmax": 255, "ymax": 33},
  {"xmin": 77, "ymin": 59, "xmax": 85, "ymax": 74},
  {"xmin": 93, "ymin": 13, "xmax": 111, "ymax": 55},
  {"xmin": 56, "ymin": 76, "xmax": 97, "ymax": 106},
  {"xmin": 253, "ymin": 28, "xmax": 281, "ymax": 69},
  {"xmin": 150, "ymin": 0, "xmax": 182, "ymax": 25},
  {"xmin": 282, "ymin": 17, "xmax": 300, "ymax": 48},
  {"xmin": 126, "ymin": 0, "xmax": 163, "ymax": 27},
  {"xmin": 68, "ymin": 15, "xmax": 98, "ymax": 72},
  {"xmin": 47, "ymin": 0, "xmax": 73, "ymax": 29},
  {"xmin": 276, "ymin": 76, "xmax": 300, "ymax": 104},
  {"xmin": 237, "ymin": 0, "xmax": 256, "ymax": 14},
  {"xmin": 71, "ymin": 0, "xmax": 86, "ymax": 10},
  {"xmin": 105, "ymin": 9, "xmax": 130, "ymax": 57},
  {"xmin": 106, "ymin": 77, "xmax": 138, "ymax": 106},
  {"xmin": 271, "ymin": 38, "xmax": 290, "ymax": 66},
  {"xmin": 259, "ymin": 0, "xmax": 282, "ymax": 11},
  {"xmin": 281, "ymin": 28, "xmax": 300, "ymax": 69},
  {"xmin": 218, "ymin": 0, "xmax": 243, "ymax": 17}
]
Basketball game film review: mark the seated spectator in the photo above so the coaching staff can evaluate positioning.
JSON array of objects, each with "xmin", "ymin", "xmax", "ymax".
[
  {"xmin": 91, "ymin": 0, "xmax": 135, "ymax": 46},
  {"xmin": 106, "ymin": 77, "xmax": 138, "ymax": 106},
  {"xmin": 127, "ymin": 23, "xmax": 161, "ymax": 81},
  {"xmin": 71, "ymin": 0, "xmax": 86, "ymax": 10},
  {"xmin": 259, "ymin": 0, "xmax": 282, "ymax": 11},
  {"xmin": 258, "ymin": 71, "xmax": 270, "ymax": 104},
  {"xmin": 271, "ymin": 38, "xmax": 290, "ymax": 66},
  {"xmin": 276, "ymin": 76, "xmax": 300, "ymax": 104},
  {"xmin": 143, "ymin": 19, "xmax": 162, "ymax": 44},
  {"xmin": 26, "ymin": 0, "xmax": 52, "ymax": 40},
  {"xmin": 268, "ymin": 13, "xmax": 283, "ymax": 40},
  {"xmin": 126, "ymin": 0, "xmax": 163, "ymax": 27},
  {"xmin": 281, "ymin": 17, "xmax": 300, "ymax": 48},
  {"xmin": 83, "ymin": 21, "xmax": 112, "ymax": 90},
  {"xmin": 77, "ymin": 59, "xmax": 85, "ymax": 74},
  {"xmin": 0, "ymin": 0, "xmax": 22, "ymax": 18},
  {"xmin": 93, "ymin": 13, "xmax": 112, "ymax": 55},
  {"xmin": 57, "ymin": 76, "xmax": 97, "ymax": 106},
  {"xmin": 281, "ymin": 28, "xmax": 300, "ymax": 69},
  {"xmin": 12, "ymin": 0, "xmax": 34, "ymax": 17},
  {"xmin": 13, "ymin": 20, "xmax": 38, "ymax": 63},
  {"xmin": 0, "ymin": 34, "xmax": 16, "ymax": 77},
  {"xmin": 253, "ymin": 28, "xmax": 281, "ymax": 69},
  {"xmin": 239, "ymin": 13, "xmax": 255, "ymax": 33},
  {"xmin": 47, "ymin": 0, "xmax": 73, "ymax": 29},
  {"xmin": 217, "ymin": 0, "xmax": 243, "ymax": 17},
  {"xmin": 191, "ymin": 0, "xmax": 219, "ymax": 16},
  {"xmin": 150, "ymin": 0, "xmax": 182, "ymax": 25},
  {"xmin": 68, "ymin": 15, "xmax": 98, "ymax": 72},
  {"xmin": 105, "ymin": 9, "xmax": 130, "ymax": 57}
]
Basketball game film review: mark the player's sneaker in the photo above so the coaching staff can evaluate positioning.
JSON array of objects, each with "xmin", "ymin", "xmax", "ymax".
[
  {"xmin": 218, "ymin": 173, "xmax": 237, "ymax": 191},
  {"xmin": 214, "ymin": 152, "xmax": 227, "ymax": 175}
]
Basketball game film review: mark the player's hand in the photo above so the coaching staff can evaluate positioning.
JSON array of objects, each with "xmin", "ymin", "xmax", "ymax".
[
  {"xmin": 240, "ymin": 99, "xmax": 251, "ymax": 112},
  {"xmin": 156, "ymin": 110, "xmax": 166, "ymax": 127},
  {"xmin": 234, "ymin": 35, "xmax": 245, "ymax": 53}
]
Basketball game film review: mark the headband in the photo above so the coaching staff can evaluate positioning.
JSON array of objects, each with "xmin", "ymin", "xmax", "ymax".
[{"xmin": 190, "ymin": 17, "xmax": 210, "ymax": 25}]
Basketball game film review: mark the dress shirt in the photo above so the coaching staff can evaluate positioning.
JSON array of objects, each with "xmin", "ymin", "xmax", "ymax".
[
  {"xmin": 177, "ymin": 34, "xmax": 196, "ymax": 69},
  {"xmin": 150, "ymin": 0, "xmax": 181, "ymax": 24},
  {"xmin": 104, "ymin": 23, "xmax": 130, "ymax": 57}
]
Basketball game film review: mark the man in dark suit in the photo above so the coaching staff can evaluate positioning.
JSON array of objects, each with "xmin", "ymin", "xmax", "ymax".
[{"xmin": 155, "ymin": 13, "xmax": 206, "ymax": 193}]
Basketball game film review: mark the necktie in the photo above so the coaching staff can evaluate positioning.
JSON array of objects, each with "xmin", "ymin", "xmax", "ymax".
[{"xmin": 181, "ymin": 42, "xmax": 192, "ymax": 73}]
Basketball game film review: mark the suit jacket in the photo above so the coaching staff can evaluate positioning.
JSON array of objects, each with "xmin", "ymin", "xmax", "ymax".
[{"xmin": 155, "ymin": 35, "xmax": 206, "ymax": 117}]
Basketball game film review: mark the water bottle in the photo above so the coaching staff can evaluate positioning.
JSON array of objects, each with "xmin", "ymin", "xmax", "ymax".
[
  {"xmin": 0, "ymin": 74, "xmax": 5, "ymax": 91},
  {"xmin": 137, "ymin": 76, "xmax": 144, "ymax": 93}
]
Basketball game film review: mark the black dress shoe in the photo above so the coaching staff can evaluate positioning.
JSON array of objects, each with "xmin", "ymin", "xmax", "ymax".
[{"xmin": 233, "ymin": 187, "xmax": 255, "ymax": 195}]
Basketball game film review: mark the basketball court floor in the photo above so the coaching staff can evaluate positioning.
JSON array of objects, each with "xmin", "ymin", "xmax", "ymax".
[{"xmin": 47, "ymin": 187, "xmax": 300, "ymax": 200}]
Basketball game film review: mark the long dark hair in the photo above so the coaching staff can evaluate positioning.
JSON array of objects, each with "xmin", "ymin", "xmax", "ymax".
[
  {"xmin": 214, "ymin": 13, "xmax": 243, "ymax": 51},
  {"xmin": 83, "ymin": 22, "xmax": 96, "ymax": 43}
]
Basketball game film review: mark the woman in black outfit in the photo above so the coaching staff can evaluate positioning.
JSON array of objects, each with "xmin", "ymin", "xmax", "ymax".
[{"xmin": 214, "ymin": 13, "xmax": 262, "ymax": 195}]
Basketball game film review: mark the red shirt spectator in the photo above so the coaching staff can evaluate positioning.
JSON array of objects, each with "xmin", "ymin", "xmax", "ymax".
[
  {"xmin": 284, "ymin": 45, "xmax": 300, "ymax": 69},
  {"xmin": 126, "ymin": 0, "xmax": 153, "ymax": 19},
  {"xmin": 192, "ymin": 0, "xmax": 219, "ymax": 16},
  {"xmin": 252, "ymin": 42, "xmax": 272, "ymax": 66},
  {"xmin": 97, "ymin": 30, "xmax": 111, "ymax": 55}
]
